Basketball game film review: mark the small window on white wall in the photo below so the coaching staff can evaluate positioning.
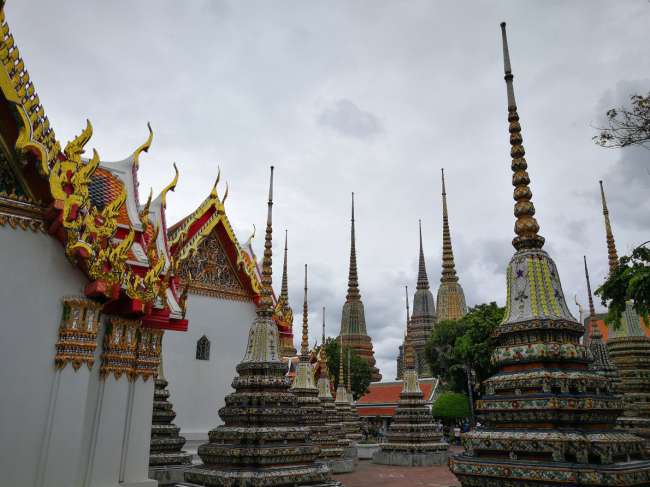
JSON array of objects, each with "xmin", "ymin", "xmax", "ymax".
[{"xmin": 196, "ymin": 335, "xmax": 210, "ymax": 361}]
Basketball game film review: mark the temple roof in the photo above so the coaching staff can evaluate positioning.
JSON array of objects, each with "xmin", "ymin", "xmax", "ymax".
[
  {"xmin": 356, "ymin": 378, "xmax": 439, "ymax": 417},
  {"xmin": 0, "ymin": 5, "xmax": 209, "ymax": 331},
  {"xmin": 166, "ymin": 172, "xmax": 261, "ymax": 301}
]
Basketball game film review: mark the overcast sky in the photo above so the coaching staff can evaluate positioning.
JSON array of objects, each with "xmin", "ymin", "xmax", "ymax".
[{"xmin": 8, "ymin": 1, "xmax": 649, "ymax": 381}]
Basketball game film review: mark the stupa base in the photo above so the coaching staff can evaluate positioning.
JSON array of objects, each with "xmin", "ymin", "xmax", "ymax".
[
  {"xmin": 327, "ymin": 457, "xmax": 356, "ymax": 474},
  {"xmin": 149, "ymin": 452, "xmax": 193, "ymax": 467},
  {"xmin": 343, "ymin": 445, "xmax": 358, "ymax": 460},
  {"xmin": 372, "ymin": 446, "xmax": 448, "ymax": 466},
  {"xmin": 183, "ymin": 462, "xmax": 342, "ymax": 487},
  {"xmin": 450, "ymin": 454, "xmax": 650, "ymax": 486},
  {"xmin": 150, "ymin": 464, "xmax": 192, "ymax": 486}
]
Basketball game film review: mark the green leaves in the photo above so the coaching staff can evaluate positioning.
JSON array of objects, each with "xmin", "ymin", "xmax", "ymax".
[
  {"xmin": 322, "ymin": 338, "xmax": 372, "ymax": 400},
  {"xmin": 425, "ymin": 303, "xmax": 504, "ymax": 393},
  {"xmin": 597, "ymin": 245, "xmax": 650, "ymax": 328},
  {"xmin": 431, "ymin": 392, "xmax": 470, "ymax": 422}
]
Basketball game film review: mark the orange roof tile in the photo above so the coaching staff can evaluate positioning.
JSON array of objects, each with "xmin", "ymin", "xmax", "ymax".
[{"xmin": 357, "ymin": 379, "xmax": 437, "ymax": 406}]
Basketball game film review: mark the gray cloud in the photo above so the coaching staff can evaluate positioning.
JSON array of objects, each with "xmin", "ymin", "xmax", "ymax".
[
  {"xmin": 5, "ymin": 0, "xmax": 649, "ymax": 381},
  {"xmin": 317, "ymin": 99, "xmax": 383, "ymax": 139}
]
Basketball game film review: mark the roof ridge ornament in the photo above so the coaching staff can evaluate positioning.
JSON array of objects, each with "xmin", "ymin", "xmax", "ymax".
[
  {"xmin": 160, "ymin": 162, "xmax": 178, "ymax": 209},
  {"xmin": 133, "ymin": 122, "xmax": 153, "ymax": 170},
  {"xmin": 500, "ymin": 22, "xmax": 544, "ymax": 251}
]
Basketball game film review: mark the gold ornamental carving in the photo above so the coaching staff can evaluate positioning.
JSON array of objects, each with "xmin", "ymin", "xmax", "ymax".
[{"xmin": 54, "ymin": 297, "xmax": 103, "ymax": 370}]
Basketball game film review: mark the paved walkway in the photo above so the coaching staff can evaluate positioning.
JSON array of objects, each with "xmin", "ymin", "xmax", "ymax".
[{"xmin": 334, "ymin": 448, "xmax": 461, "ymax": 487}]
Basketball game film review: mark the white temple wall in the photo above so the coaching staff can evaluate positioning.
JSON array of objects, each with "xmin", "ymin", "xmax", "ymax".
[
  {"xmin": 0, "ymin": 227, "xmax": 87, "ymax": 487},
  {"xmin": 163, "ymin": 293, "xmax": 256, "ymax": 439},
  {"xmin": 0, "ymin": 227, "xmax": 157, "ymax": 487}
]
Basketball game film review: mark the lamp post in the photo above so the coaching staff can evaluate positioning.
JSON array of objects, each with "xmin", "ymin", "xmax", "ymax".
[{"xmin": 465, "ymin": 364, "xmax": 476, "ymax": 427}]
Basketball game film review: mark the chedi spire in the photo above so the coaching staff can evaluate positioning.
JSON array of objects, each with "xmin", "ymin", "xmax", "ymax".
[
  {"xmin": 338, "ymin": 192, "xmax": 381, "ymax": 381},
  {"xmin": 274, "ymin": 229, "xmax": 297, "ymax": 357},
  {"xmin": 185, "ymin": 167, "xmax": 340, "ymax": 487},
  {"xmin": 436, "ymin": 169, "xmax": 467, "ymax": 321},
  {"xmin": 600, "ymin": 180, "xmax": 619, "ymax": 275},
  {"xmin": 449, "ymin": 23, "xmax": 650, "ymax": 487},
  {"xmin": 409, "ymin": 222, "xmax": 436, "ymax": 377}
]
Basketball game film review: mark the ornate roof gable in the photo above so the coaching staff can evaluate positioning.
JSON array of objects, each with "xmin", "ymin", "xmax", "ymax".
[
  {"xmin": 167, "ymin": 172, "xmax": 261, "ymax": 302},
  {"xmin": 0, "ymin": 4, "xmax": 187, "ymax": 331}
]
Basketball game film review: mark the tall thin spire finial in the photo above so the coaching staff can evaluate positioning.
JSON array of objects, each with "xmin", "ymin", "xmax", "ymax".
[
  {"xmin": 440, "ymin": 169, "xmax": 459, "ymax": 283},
  {"xmin": 417, "ymin": 220, "xmax": 430, "ymax": 289},
  {"xmin": 338, "ymin": 336, "xmax": 345, "ymax": 389},
  {"xmin": 584, "ymin": 255, "xmax": 602, "ymax": 342},
  {"xmin": 301, "ymin": 264, "xmax": 309, "ymax": 358},
  {"xmin": 346, "ymin": 192, "xmax": 360, "ymax": 301},
  {"xmin": 347, "ymin": 348, "xmax": 352, "ymax": 394},
  {"xmin": 259, "ymin": 166, "xmax": 275, "ymax": 314},
  {"xmin": 500, "ymin": 22, "xmax": 544, "ymax": 251},
  {"xmin": 280, "ymin": 229, "xmax": 289, "ymax": 300},
  {"xmin": 322, "ymin": 307, "xmax": 326, "ymax": 345},
  {"xmin": 405, "ymin": 285, "xmax": 410, "ymax": 330},
  {"xmin": 599, "ymin": 180, "xmax": 619, "ymax": 274}
]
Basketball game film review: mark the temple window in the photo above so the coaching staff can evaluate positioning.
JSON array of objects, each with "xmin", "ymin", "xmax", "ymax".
[{"xmin": 196, "ymin": 335, "xmax": 211, "ymax": 361}]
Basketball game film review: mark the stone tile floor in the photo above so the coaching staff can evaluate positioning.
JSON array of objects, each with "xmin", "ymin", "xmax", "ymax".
[{"xmin": 334, "ymin": 447, "xmax": 462, "ymax": 487}]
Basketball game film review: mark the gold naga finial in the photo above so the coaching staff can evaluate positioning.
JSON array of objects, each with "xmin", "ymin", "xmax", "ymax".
[
  {"xmin": 133, "ymin": 122, "xmax": 153, "ymax": 170},
  {"xmin": 140, "ymin": 187, "xmax": 153, "ymax": 227},
  {"xmin": 258, "ymin": 165, "xmax": 275, "ymax": 315},
  {"xmin": 210, "ymin": 167, "xmax": 221, "ymax": 199},
  {"xmin": 63, "ymin": 119, "xmax": 93, "ymax": 162},
  {"xmin": 222, "ymin": 182, "xmax": 229, "ymax": 205},
  {"xmin": 301, "ymin": 264, "xmax": 310, "ymax": 358},
  {"xmin": 160, "ymin": 162, "xmax": 179, "ymax": 209},
  {"xmin": 500, "ymin": 22, "xmax": 544, "ymax": 251},
  {"xmin": 244, "ymin": 224, "xmax": 256, "ymax": 248},
  {"xmin": 599, "ymin": 180, "xmax": 619, "ymax": 274}
]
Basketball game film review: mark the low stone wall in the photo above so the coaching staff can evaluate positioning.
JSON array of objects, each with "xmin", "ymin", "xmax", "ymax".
[
  {"xmin": 357, "ymin": 443, "xmax": 380, "ymax": 460},
  {"xmin": 372, "ymin": 449, "xmax": 448, "ymax": 466}
]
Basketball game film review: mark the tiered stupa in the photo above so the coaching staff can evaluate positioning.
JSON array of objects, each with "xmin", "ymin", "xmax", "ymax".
[
  {"xmin": 184, "ymin": 167, "xmax": 340, "ymax": 487},
  {"xmin": 599, "ymin": 181, "xmax": 650, "ymax": 453},
  {"xmin": 449, "ymin": 23, "xmax": 650, "ymax": 486},
  {"xmin": 317, "ymin": 309, "xmax": 353, "ymax": 473},
  {"xmin": 407, "ymin": 221, "xmax": 437, "ymax": 377},
  {"xmin": 584, "ymin": 256, "xmax": 619, "ymax": 386},
  {"xmin": 436, "ymin": 169, "xmax": 467, "ymax": 322},
  {"xmin": 274, "ymin": 230, "xmax": 297, "ymax": 357},
  {"xmin": 338, "ymin": 193, "xmax": 381, "ymax": 381},
  {"xmin": 373, "ymin": 344, "xmax": 448, "ymax": 466},
  {"xmin": 149, "ymin": 357, "xmax": 193, "ymax": 485},
  {"xmin": 291, "ymin": 264, "xmax": 341, "ymax": 464}
]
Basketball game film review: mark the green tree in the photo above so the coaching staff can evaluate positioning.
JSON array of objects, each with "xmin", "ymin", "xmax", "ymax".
[
  {"xmin": 431, "ymin": 392, "xmax": 470, "ymax": 425},
  {"xmin": 425, "ymin": 303, "xmax": 504, "ymax": 394},
  {"xmin": 593, "ymin": 92, "xmax": 650, "ymax": 149},
  {"xmin": 596, "ymin": 244, "xmax": 650, "ymax": 327},
  {"xmin": 322, "ymin": 337, "xmax": 371, "ymax": 400}
]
